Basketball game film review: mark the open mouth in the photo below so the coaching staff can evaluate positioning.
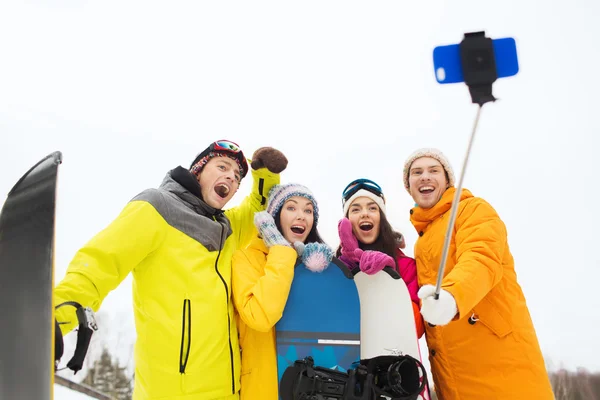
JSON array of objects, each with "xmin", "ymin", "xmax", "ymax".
[
  {"xmin": 214, "ymin": 183, "xmax": 230, "ymax": 199},
  {"xmin": 419, "ymin": 186, "xmax": 435, "ymax": 195},
  {"xmin": 359, "ymin": 222, "xmax": 374, "ymax": 232},
  {"xmin": 290, "ymin": 225, "xmax": 306, "ymax": 235}
]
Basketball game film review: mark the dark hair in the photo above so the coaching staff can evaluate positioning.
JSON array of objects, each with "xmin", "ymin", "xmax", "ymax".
[
  {"xmin": 274, "ymin": 209, "xmax": 325, "ymax": 244},
  {"xmin": 335, "ymin": 209, "xmax": 402, "ymax": 267}
]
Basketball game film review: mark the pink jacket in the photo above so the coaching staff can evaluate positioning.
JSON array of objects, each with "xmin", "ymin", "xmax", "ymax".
[{"xmin": 395, "ymin": 248, "xmax": 419, "ymax": 304}]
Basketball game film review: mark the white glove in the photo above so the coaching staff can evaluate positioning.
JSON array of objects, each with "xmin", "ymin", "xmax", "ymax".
[{"xmin": 418, "ymin": 284, "xmax": 457, "ymax": 326}]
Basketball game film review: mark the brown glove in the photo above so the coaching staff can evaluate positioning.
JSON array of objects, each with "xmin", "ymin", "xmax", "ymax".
[{"xmin": 250, "ymin": 147, "xmax": 288, "ymax": 173}]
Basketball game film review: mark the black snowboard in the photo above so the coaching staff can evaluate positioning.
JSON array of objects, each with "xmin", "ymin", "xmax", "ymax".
[{"xmin": 0, "ymin": 151, "xmax": 62, "ymax": 399}]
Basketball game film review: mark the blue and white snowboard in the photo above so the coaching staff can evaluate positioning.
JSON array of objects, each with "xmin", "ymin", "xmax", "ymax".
[
  {"xmin": 276, "ymin": 259, "xmax": 430, "ymax": 399},
  {"xmin": 275, "ymin": 257, "xmax": 360, "ymax": 384}
]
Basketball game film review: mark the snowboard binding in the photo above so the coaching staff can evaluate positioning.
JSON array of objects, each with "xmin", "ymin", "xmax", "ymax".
[
  {"xmin": 54, "ymin": 301, "xmax": 98, "ymax": 374},
  {"xmin": 280, "ymin": 354, "xmax": 428, "ymax": 400}
]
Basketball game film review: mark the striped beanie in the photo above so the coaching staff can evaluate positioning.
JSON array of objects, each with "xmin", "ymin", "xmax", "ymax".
[
  {"xmin": 190, "ymin": 152, "xmax": 246, "ymax": 180},
  {"xmin": 189, "ymin": 140, "xmax": 249, "ymax": 180},
  {"xmin": 266, "ymin": 183, "xmax": 319, "ymax": 224}
]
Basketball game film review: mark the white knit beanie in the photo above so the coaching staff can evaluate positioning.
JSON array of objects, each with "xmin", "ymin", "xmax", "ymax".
[
  {"xmin": 342, "ymin": 189, "xmax": 386, "ymax": 217},
  {"xmin": 403, "ymin": 148, "xmax": 455, "ymax": 193}
]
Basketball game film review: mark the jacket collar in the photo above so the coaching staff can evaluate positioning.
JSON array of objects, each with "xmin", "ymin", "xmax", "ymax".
[{"xmin": 410, "ymin": 187, "xmax": 473, "ymax": 233}]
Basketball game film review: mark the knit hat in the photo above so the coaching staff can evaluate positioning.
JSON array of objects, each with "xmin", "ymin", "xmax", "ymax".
[
  {"xmin": 341, "ymin": 179, "xmax": 386, "ymax": 217},
  {"xmin": 189, "ymin": 140, "xmax": 249, "ymax": 180},
  {"xmin": 403, "ymin": 148, "xmax": 455, "ymax": 193},
  {"xmin": 266, "ymin": 183, "xmax": 319, "ymax": 225}
]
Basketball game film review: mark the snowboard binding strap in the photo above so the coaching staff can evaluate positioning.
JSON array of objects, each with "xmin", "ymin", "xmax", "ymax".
[
  {"xmin": 280, "ymin": 354, "xmax": 427, "ymax": 400},
  {"xmin": 280, "ymin": 356, "xmax": 371, "ymax": 400},
  {"xmin": 54, "ymin": 301, "xmax": 98, "ymax": 374}
]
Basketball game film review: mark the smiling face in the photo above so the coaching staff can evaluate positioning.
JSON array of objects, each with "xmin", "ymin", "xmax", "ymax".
[
  {"xmin": 408, "ymin": 156, "xmax": 449, "ymax": 209},
  {"xmin": 197, "ymin": 156, "xmax": 241, "ymax": 209},
  {"xmin": 279, "ymin": 196, "xmax": 315, "ymax": 244},
  {"xmin": 347, "ymin": 197, "xmax": 381, "ymax": 245}
]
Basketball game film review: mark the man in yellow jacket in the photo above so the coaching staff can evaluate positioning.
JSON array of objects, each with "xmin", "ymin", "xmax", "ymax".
[
  {"xmin": 54, "ymin": 140, "xmax": 288, "ymax": 400},
  {"xmin": 403, "ymin": 148, "xmax": 554, "ymax": 399}
]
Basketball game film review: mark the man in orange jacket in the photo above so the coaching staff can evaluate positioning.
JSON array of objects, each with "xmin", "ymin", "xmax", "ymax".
[{"xmin": 403, "ymin": 148, "xmax": 554, "ymax": 399}]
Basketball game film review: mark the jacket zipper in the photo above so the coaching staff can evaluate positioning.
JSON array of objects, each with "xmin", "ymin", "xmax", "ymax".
[
  {"xmin": 179, "ymin": 299, "xmax": 191, "ymax": 373},
  {"xmin": 258, "ymin": 178, "xmax": 266, "ymax": 206},
  {"xmin": 213, "ymin": 222, "xmax": 235, "ymax": 394}
]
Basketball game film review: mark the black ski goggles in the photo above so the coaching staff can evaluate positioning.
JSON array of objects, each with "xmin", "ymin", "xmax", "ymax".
[{"xmin": 342, "ymin": 178, "xmax": 385, "ymax": 204}]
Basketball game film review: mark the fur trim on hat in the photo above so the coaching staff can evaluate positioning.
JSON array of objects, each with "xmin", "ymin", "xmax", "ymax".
[
  {"xmin": 403, "ymin": 148, "xmax": 455, "ymax": 193},
  {"xmin": 342, "ymin": 188, "xmax": 386, "ymax": 216},
  {"xmin": 266, "ymin": 183, "xmax": 319, "ymax": 224}
]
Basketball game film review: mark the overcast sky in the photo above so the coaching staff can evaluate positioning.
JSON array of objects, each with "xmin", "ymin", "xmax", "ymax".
[{"xmin": 2, "ymin": 1, "xmax": 599, "ymax": 386}]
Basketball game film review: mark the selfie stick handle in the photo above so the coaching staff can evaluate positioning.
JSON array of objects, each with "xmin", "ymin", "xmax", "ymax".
[{"xmin": 434, "ymin": 105, "xmax": 483, "ymax": 299}]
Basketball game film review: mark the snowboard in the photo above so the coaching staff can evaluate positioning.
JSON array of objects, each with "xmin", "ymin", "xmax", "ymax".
[
  {"xmin": 0, "ymin": 151, "xmax": 62, "ymax": 400},
  {"xmin": 275, "ymin": 257, "xmax": 360, "ymax": 389},
  {"xmin": 354, "ymin": 270, "xmax": 420, "ymax": 360},
  {"xmin": 354, "ymin": 269, "xmax": 430, "ymax": 399}
]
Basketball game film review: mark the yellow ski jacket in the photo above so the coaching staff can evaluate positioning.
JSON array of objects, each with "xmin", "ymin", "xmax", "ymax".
[
  {"xmin": 54, "ymin": 166, "xmax": 279, "ymax": 400},
  {"xmin": 231, "ymin": 237, "xmax": 297, "ymax": 400}
]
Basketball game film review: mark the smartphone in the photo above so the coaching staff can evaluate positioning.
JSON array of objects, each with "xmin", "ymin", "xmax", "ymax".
[{"xmin": 433, "ymin": 37, "xmax": 519, "ymax": 84}]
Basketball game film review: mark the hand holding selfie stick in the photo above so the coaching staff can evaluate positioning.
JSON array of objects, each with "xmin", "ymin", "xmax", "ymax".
[{"xmin": 434, "ymin": 32, "xmax": 500, "ymax": 300}]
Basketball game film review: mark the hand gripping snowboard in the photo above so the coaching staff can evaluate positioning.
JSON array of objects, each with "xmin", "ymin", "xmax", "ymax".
[
  {"xmin": 0, "ymin": 152, "xmax": 62, "ymax": 399},
  {"xmin": 276, "ymin": 257, "xmax": 360, "ymax": 390}
]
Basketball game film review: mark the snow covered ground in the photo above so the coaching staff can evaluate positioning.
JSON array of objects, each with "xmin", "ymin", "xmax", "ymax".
[{"xmin": 54, "ymin": 384, "xmax": 96, "ymax": 400}]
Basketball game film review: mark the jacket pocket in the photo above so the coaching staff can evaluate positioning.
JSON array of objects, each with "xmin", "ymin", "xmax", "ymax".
[
  {"xmin": 472, "ymin": 297, "xmax": 512, "ymax": 338},
  {"xmin": 179, "ymin": 299, "xmax": 191, "ymax": 373}
]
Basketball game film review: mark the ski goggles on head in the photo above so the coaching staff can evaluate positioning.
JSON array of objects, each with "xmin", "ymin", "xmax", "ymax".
[
  {"xmin": 212, "ymin": 139, "xmax": 242, "ymax": 154},
  {"xmin": 342, "ymin": 178, "xmax": 384, "ymax": 204},
  {"xmin": 193, "ymin": 139, "xmax": 249, "ymax": 178}
]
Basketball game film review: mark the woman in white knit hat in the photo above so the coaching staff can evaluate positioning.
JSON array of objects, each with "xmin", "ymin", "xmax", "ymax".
[
  {"xmin": 336, "ymin": 178, "xmax": 424, "ymax": 339},
  {"xmin": 403, "ymin": 148, "xmax": 553, "ymax": 399}
]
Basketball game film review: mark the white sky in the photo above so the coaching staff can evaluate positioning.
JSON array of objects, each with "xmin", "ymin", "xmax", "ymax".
[{"xmin": 2, "ymin": 0, "xmax": 599, "ymax": 380}]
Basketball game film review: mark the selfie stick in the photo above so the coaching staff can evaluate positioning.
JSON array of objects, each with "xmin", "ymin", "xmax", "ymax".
[
  {"xmin": 434, "ymin": 32, "xmax": 497, "ymax": 300},
  {"xmin": 434, "ymin": 106, "xmax": 482, "ymax": 299}
]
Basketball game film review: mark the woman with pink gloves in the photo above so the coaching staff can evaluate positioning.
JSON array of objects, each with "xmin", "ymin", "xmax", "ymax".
[{"xmin": 336, "ymin": 178, "xmax": 424, "ymax": 338}]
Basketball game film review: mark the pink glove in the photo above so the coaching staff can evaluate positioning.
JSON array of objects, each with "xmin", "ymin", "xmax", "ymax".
[
  {"xmin": 338, "ymin": 218, "xmax": 395, "ymax": 275},
  {"xmin": 359, "ymin": 250, "xmax": 395, "ymax": 275},
  {"xmin": 338, "ymin": 218, "xmax": 363, "ymax": 268}
]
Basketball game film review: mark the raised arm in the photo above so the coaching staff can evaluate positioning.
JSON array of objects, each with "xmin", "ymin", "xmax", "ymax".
[
  {"xmin": 442, "ymin": 198, "xmax": 507, "ymax": 319},
  {"xmin": 225, "ymin": 147, "xmax": 287, "ymax": 247}
]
